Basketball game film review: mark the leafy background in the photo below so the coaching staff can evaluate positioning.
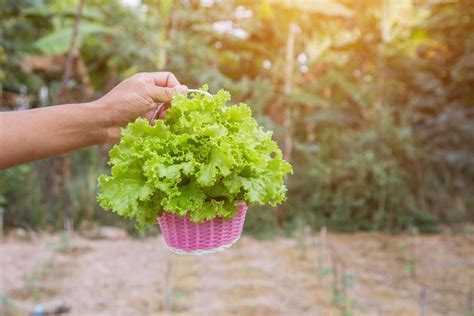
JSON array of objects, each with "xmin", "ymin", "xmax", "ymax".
[{"xmin": 1, "ymin": 0, "xmax": 473, "ymax": 236}]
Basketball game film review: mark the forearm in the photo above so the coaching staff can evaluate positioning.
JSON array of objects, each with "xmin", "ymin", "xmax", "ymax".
[
  {"xmin": 0, "ymin": 101, "xmax": 108, "ymax": 169},
  {"xmin": 0, "ymin": 72, "xmax": 185, "ymax": 169}
]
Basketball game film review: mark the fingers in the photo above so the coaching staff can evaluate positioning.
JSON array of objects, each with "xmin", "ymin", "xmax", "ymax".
[
  {"xmin": 176, "ymin": 85, "xmax": 188, "ymax": 94},
  {"xmin": 157, "ymin": 103, "xmax": 170, "ymax": 119},
  {"xmin": 145, "ymin": 107, "xmax": 157, "ymax": 122},
  {"xmin": 134, "ymin": 72, "xmax": 181, "ymax": 88},
  {"xmin": 144, "ymin": 103, "xmax": 160, "ymax": 125},
  {"xmin": 157, "ymin": 110, "xmax": 165, "ymax": 120},
  {"xmin": 143, "ymin": 85, "xmax": 175, "ymax": 103},
  {"xmin": 143, "ymin": 84, "xmax": 188, "ymax": 104},
  {"xmin": 144, "ymin": 103, "xmax": 168, "ymax": 123}
]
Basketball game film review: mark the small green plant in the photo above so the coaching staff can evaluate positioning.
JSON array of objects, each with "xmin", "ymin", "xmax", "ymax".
[
  {"xmin": 455, "ymin": 224, "xmax": 471, "ymax": 236},
  {"xmin": 327, "ymin": 249, "xmax": 358, "ymax": 316},
  {"xmin": 57, "ymin": 233, "xmax": 71, "ymax": 251},
  {"xmin": 47, "ymin": 232, "xmax": 71, "ymax": 252},
  {"xmin": 172, "ymin": 286, "xmax": 189, "ymax": 301},
  {"xmin": 404, "ymin": 258, "xmax": 417, "ymax": 276},
  {"xmin": 98, "ymin": 88, "xmax": 292, "ymax": 227},
  {"xmin": 318, "ymin": 267, "xmax": 333, "ymax": 279},
  {"xmin": 332, "ymin": 272, "xmax": 358, "ymax": 316},
  {"xmin": 22, "ymin": 273, "xmax": 40, "ymax": 299},
  {"xmin": 397, "ymin": 240, "xmax": 417, "ymax": 277},
  {"xmin": 295, "ymin": 220, "xmax": 311, "ymax": 256},
  {"xmin": 0, "ymin": 294, "xmax": 15, "ymax": 315},
  {"xmin": 332, "ymin": 293, "xmax": 357, "ymax": 316}
]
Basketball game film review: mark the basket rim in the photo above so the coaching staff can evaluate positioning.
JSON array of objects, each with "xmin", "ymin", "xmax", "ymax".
[{"xmin": 158, "ymin": 201, "xmax": 248, "ymax": 221}]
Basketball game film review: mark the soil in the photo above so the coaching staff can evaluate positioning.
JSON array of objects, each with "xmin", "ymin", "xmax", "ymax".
[{"xmin": 1, "ymin": 230, "xmax": 473, "ymax": 316}]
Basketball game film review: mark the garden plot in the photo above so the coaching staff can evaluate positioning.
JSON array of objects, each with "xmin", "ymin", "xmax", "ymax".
[{"xmin": 1, "ymin": 230, "xmax": 473, "ymax": 315}]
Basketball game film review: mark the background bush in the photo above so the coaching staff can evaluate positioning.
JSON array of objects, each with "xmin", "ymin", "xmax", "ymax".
[{"xmin": 1, "ymin": 0, "xmax": 473, "ymax": 234}]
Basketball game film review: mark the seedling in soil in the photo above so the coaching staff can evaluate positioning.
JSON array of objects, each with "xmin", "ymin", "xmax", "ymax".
[
  {"xmin": 331, "ymin": 294, "xmax": 357, "ymax": 316},
  {"xmin": 296, "ymin": 223, "xmax": 311, "ymax": 257},
  {"xmin": 23, "ymin": 274, "xmax": 40, "ymax": 299},
  {"xmin": 0, "ymin": 295, "xmax": 15, "ymax": 316},
  {"xmin": 317, "ymin": 226, "xmax": 327, "ymax": 285},
  {"xmin": 466, "ymin": 282, "xmax": 474, "ymax": 316},
  {"xmin": 331, "ymin": 270, "xmax": 358, "ymax": 316},
  {"xmin": 409, "ymin": 226, "xmax": 419, "ymax": 279},
  {"xmin": 327, "ymin": 245, "xmax": 359, "ymax": 316},
  {"xmin": 58, "ymin": 233, "xmax": 71, "ymax": 252},
  {"xmin": 0, "ymin": 206, "xmax": 4, "ymax": 241},
  {"xmin": 172, "ymin": 286, "xmax": 189, "ymax": 301},
  {"xmin": 404, "ymin": 258, "xmax": 417, "ymax": 276},
  {"xmin": 397, "ymin": 238, "xmax": 418, "ymax": 279},
  {"xmin": 318, "ymin": 267, "xmax": 333, "ymax": 280}
]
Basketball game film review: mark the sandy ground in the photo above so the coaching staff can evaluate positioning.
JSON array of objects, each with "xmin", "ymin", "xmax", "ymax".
[{"xmin": 1, "ymin": 229, "xmax": 473, "ymax": 316}]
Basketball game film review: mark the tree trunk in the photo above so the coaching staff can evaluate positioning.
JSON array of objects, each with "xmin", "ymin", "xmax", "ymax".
[
  {"xmin": 47, "ymin": 0, "xmax": 85, "ymax": 231},
  {"xmin": 282, "ymin": 23, "xmax": 299, "ymax": 163},
  {"xmin": 59, "ymin": 0, "xmax": 85, "ymax": 98}
]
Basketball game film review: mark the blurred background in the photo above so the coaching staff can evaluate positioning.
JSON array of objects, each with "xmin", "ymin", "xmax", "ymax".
[{"xmin": 1, "ymin": 0, "xmax": 473, "ymax": 315}]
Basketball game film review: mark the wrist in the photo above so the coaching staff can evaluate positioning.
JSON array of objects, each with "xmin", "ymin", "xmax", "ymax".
[{"xmin": 86, "ymin": 99, "xmax": 112, "ymax": 144}]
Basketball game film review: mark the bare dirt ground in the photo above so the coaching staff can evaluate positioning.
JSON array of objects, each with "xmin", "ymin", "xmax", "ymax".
[{"xmin": 1, "ymin": 229, "xmax": 473, "ymax": 316}]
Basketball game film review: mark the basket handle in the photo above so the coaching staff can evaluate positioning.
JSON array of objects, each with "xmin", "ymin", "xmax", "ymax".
[
  {"xmin": 187, "ymin": 89, "xmax": 212, "ymax": 97},
  {"xmin": 148, "ymin": 89, "xmax": 212, "ymax": 125}
]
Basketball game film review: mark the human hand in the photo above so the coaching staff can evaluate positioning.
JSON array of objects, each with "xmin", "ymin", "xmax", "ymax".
[{"xmin": 94, "ymin": 72, "xmax": 187, "ymax": 143}]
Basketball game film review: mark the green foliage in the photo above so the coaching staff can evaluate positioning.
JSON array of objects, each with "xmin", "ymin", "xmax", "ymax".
[
  {"xmin": 288, "ymin": 110, "xmax": 438, "ymax": 233},
  {"xmin": 1, "ymin": 0, "xmax": 473, "ymax": 234},
  {"xmin": 0, "ymin": 165, "xmax": 31, "ymax": 206},
  {"xmin": 0, "ymin": 294, "xmax": 15, "ymax": 315},
  {"xmin": 97, "ymin": 89, "xmax": 292, "ymax": 227},
  {"xmin": 0, "ymin": 165, "xmax": 46, "ymax": 228},
  {"xmin": 34, "ymin": 22, "xmax": 118, "ymax": 55}
]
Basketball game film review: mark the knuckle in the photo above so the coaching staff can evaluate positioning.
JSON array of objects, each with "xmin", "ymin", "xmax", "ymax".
[{"xmin": 132, "ymin": 72, "xmax": 144, "ymax": 79}]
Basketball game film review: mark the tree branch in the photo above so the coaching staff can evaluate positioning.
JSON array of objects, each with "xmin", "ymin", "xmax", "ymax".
[{"xmin": 59, "ymin": 0, "xmax": 85, "ymax": 97}]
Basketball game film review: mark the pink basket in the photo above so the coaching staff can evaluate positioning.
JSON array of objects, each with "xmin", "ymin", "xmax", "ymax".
[{"xmin": 157, "ymin": 203, "xmax": 247, "ymax": 255}]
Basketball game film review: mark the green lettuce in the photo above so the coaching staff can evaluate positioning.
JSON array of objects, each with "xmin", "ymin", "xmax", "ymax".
[{"xmin": 97, "ymin": 86, "xmax": 292, "ymax": 227}]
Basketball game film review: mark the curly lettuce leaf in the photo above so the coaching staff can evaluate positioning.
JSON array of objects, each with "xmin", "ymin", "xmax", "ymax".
[{"xmin": 98, "ymin": 87, "xmax": 292, "ymax": 227}]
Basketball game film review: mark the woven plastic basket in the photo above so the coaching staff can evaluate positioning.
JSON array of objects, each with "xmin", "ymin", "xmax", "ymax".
[{"xmin": 157, "ymin": 203, "xmax": 247, "ymax": 255}]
